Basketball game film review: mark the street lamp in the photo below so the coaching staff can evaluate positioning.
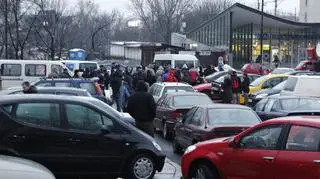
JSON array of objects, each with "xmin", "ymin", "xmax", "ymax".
[{"xmin": 260, "ymin": 0, "xmax": 264, "ymax": 64}]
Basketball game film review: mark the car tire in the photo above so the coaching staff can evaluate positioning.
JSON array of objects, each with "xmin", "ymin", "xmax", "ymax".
[
  {"xmin": 163, "ymin": 123, "xmax": 171, "ymax": 140},
  {"xmin": 173, "ymin": 138, "xmax": 183, "ymax": 154},
  {"xmin": 190, "ymin": 162, "xmax": 219, "ymax": 179},
  {"xmin": 127, "ymin": 154, "xmax": 156, "ymax": 179}
]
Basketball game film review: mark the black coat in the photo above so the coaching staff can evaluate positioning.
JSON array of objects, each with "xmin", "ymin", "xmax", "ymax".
[
  {"xmin": 222, "ymin": 77, "xmax": 232, "ymax": 103},
  {"xmin": 242, "ymin": 76, "xmax": 250, "ymax": 93},
  {"xmin": 127, "ymin": 92, "xmax": 156, "ymax": 122},
  {"xmin": 111, "ymin": 69, "xmax": 123, "ymax": 94}
]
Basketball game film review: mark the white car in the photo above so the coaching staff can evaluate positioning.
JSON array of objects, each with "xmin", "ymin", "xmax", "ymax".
[
  {"xmin": 0, "ymin": 155, "xmax": 55, "ymax": 179},
  {"xmin": 149, "ymin": 82, "xmax": 195, "ymax": 102}
]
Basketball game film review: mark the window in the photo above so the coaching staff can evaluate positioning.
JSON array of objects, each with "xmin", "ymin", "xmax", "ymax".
[
  {"xmin": 283, "ymin": 77, "xmax": 298, "ymax": 92},
  {"xmin": 184, "ymin": 107, "xmax": 197, "ymax": 124},
  {"xmin": 189, "ymin": 108, "xmax": 203, "ymax": 126},
  {"xmin": 54, "ymin": 82, "xmax": 71, "ymax": 87},
  {"xmin": 173, "ymin": 95, "xmax": 212, "ymax": 107},
  {"xmin": 240, "ymin": 125, "xmax": 283, "ymax": 149},
  {"xmin": 79, "ymin": 63, "xmax": 98, "ymax": 71},
  {"xmin": 15, "ymin": 103, "xmax": 60, "ymax": 128},
  {"xmin": 1, "ymin": 64, "xmax": 21, "ymax": 76},
  {"xmin": 208, "ymin": 109, "xmax": 260, "ymax": 126},
  {"xmin": 264, "ymin": 99, "xmax": 276, "ymax": 112},
  {"xmin": 163, "ymin": 86, "xmax": 194, "ymax": 94},
  {"xmin": 255, "ymin": 98, "xmax": 268, "ymax": 112},
  {"xmin": 2, "ymin": 104, "xmax": 13, "ymax": 114},
  {"xmin": 78, "ymin": 83, "xmax": 96, "ymax": 95},
  {"xmin": 286, "ymin": 126, "xmax": 320, "ymax": 152},
  {"xmin": 25, "ymin": 64, "xmax": 46, "ymax": 76},
  {"xmin": 51, "ymin": 64, "xmax": 63, "ymax": 74},
  {"xmin": 35, "ymin": 82, "xmax": 53, "ymax": 87},
  {"xmin": 162, "ymin": 97, "xmax": 172, "ymax": 107},
  {"xmin": 65, "ymin": 104, "xmax": 106, "ymax": 132}
]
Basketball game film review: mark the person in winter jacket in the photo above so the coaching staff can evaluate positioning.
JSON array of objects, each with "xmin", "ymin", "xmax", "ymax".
[
  {"xmin": 189, "ymin": 66, "xmax": 199, "ymax": 85},
  {"xmin": 166, "ymin": 69, "xmax": 178, "ymax": 82},
  {"xmin": 222, "ymin": 74, "xmax": 232, "ymax": 103},
  {"xmin": 127, "ymin": 81, "xmax": 156, "ymax": 137},
  {"xmin": 231, "ymin": 70, "xmax": 241, "ymax": 104},
  {"xmin": 22, "ymin": 81, "xmax": 37, "ymax": 94},
  {"xmin": 156, "ymin": 66, "xmax": 164, "ymax": 82},
  {"xmin": 241, "ymin": 71, "xmax": 250, "ymax": 105},
  {"xmin": 119, "ymin": 80, "xmax": 131, "ymax": 112},
  {"xmin": 204, "ymin": 65, "xmax": 215, "ymax": 76},
  {"xmin": 111, "ymin": 65, "xmax": 123, "ymax": 111}
]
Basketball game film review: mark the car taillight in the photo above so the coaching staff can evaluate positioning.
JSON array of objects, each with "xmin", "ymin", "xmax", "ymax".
[{"xmin": 171, "ymin": 111, "xmax": 182, "ymax": 120}]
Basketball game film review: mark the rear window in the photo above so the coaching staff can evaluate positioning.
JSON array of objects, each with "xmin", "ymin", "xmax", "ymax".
[
  {"xmin": 173, "ymin": 95, "xmax": 213, "ymax": 107},
  {"xmin": 163, "ymin": 86, "xmax": 194, "ymax": 94},
  {"xmin": 208, "ymin": 109, "xmax": 260, "ymax": 126},
  {"xmin": 283, "ymin": 77, "xmax": 298, "ymax": 92}
]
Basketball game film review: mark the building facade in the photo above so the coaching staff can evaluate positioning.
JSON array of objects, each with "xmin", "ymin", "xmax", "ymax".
[
  {"xmin": 299, "ymin": 0, "xmax": 320, "ymax": 23},
  {"xmin": 187, "ymin": 3, "xmax": 320, "ymax": 68}
]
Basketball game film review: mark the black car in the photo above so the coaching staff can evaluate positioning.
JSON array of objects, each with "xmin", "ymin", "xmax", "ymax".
[
  {"xmin": 0, "ymin": 95, "xmax": 165, "ymax": 179},
  {"xmin": 254, "ymin": 95, "xmax": 320, "ymax": 121},
  {"xmin": 32, "ymin": 78, "xmax": 112, "ymax": 105},
  {"xmin": 248, "ymin": 80, "xmax": 287, "ymax": 107},
  {"xmin": 211, "ymin": 73, "xmax": 261, "ymax": 101}
]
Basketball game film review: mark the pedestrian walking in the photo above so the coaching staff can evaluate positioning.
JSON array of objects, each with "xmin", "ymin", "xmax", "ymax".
[
  {"xmin": 98, "ymin": 70, "xmax": 106, "ymax": 96},
  {"xmin": 189, "ymin": 65, "xmax": 199, "ymax": 85},
  {"xmin": 241, "ymin": 71, "xmax": 250, "ymax": 105},
  {"xmin": 222, "ymin": 74, "xmax": 232, "ymax": 104},
  {"xmin": 22, "ymin": 81, "xmax": 37, "ymax": 94},
  {"xmin": 119, "ymin": 80, "xmax": 131, "ymax": 112},
  {"xmin": 155, "ymin": 66, "xmax": 164, "ymax": 82},
  {"xmin": 231, "ymin": 70, "xmax": 241, "ymax": 104},
  {"xmin": 127, "ymin": 81, "xmax": 156, "ymax": 137},
  {"xmin": 273, "ymin": 54, "xmax": 280, "ymax": 68},
  {"xmin": 111, "ymin": 64, "xmax": 123, "ymax": 111},
  {"xmin": 165, "ymin": 69, "xmax": 178, "ymax": 82}
]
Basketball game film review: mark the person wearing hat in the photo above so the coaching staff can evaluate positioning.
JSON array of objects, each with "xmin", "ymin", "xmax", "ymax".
[{"xmin": 231, "ymin": 70, "xmax": 241, "ymax": 104}]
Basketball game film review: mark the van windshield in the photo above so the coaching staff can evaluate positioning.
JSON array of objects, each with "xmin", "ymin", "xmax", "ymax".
[
  {"xmin": 154, "ymin": 60, "xmax": 171, "ymax": 68},
  {"xmin": 175, "ymin": 60, "xmax": 195, "ymax": 69}
]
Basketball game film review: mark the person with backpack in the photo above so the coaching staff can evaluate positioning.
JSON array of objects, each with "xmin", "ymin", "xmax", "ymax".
[{"xmin": 230, "ymin": 70, "xmax": 241, "ymax": 104}]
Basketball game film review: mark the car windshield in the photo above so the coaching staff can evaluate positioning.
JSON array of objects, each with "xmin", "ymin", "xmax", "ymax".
[
  {"xmin": 208, "ymin": 108, "xmax": 260, "ymax": 126},
  {"xmin": 163, "ymin": 86, "xmax": 195, "ymax": 94},
  {"xmin": 173, "ymin": 95, "xmax": 213, "ymax": 107},
  {"xmin": 273, "ymin": 80, "xmax": 287, "ymax": 90},
  {"xmin": 280, "ymin": 98, "xmax": 320, "ymax": 111},
  {"xmin": 250, "ymin": 75, "xmax": 268, "ymax": 87}
]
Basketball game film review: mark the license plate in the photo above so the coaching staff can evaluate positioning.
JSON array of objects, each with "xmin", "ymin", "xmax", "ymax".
[{"xmin": 248, "ymin": 99, "xmax": 253, "ymax": 103}]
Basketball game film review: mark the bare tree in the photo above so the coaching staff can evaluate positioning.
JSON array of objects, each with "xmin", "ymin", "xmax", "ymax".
[{"xmin": 129, "ymin": 0, "xmax": 194, "ymax": 43}]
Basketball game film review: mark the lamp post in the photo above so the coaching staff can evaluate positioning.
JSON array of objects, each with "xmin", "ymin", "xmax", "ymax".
[{"xmin": 260, "ymin": 0, "xmax": 264, "ymax": 64}]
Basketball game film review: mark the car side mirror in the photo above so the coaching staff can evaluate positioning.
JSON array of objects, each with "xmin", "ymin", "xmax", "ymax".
[
  {"xmin": 229, "ymin": 138, "xmax": 240, "ymax": 148},
  {"xmin": 100, "ymin": 125, "xmax": 110, "ymax": 135}
]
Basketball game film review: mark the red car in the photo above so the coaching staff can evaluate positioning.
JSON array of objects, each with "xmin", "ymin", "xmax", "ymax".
[
  {"xmin": 181, "ymin": 116, "xmax": 320, "ymax": 179},
  {"xmin": 242, "ymin": 63, "xmax": 270, "ymax": 75},
  {"xmin": 173, "ymin": 104, "xmax": 261, "ymax": 153},
  {"xmin": 295, "ymin": 60, "xmax": 318, "ymax": 71}
]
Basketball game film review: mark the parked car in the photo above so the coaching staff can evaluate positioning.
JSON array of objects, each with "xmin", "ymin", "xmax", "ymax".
[
  {"xmin": 173, "ymin": 104, "xmax": 261, "ymax": 153},
  {"xmin": 241, "ymin": 63, "xmax": 270, "ymax": 75},
  {"xmin": 181, "ymin": 116, "xmax": 320, "ymax": 179},
  {"xmin": 210, "ymin": 73, "xmax": 261, "ymax": 101},
  {"xmin": 0, "ymin": 87, "xmax": 91, "ymax": 96},
  {"xmin": 285, "ymin": 70, "xmax": 320, "ymax": 76},
  {"xmin": 281, "ymin": 75, "xmax": 320, "ymax": 97},
  {"xmin": 0, "ymin": 155, "xmax": 55, "ymax": 179},
  {"xmin": 31, "ymin": 78, "xmax": 112, "ymax": 105},
  {"xmin": 0, "ymin": 95, "xmax": 165, "ymax": 179},
  {"xmin": 149, "ymin": 82, "xmax": 195, "ymax": 102},
  {"xmin": 154, "ymin": 92, "xmax": 213, "ymax": 139},
  {"xmin": 248, "ymin": 80, "xmax": 287, "ymax": 107},
  {"xmin": 249, "ymin": 74, "xmax": 288, "ymax": 94},
  {"xmin": 254, "ymin": 95, "xmax": 320, "ymax": 121},
  {"xmin": 271, "ymin": 67, "xmax": 294, "ymax": 74},
  {"xmin": 295, "ymin": 59, "xmax": 317, "ymax": 71}
]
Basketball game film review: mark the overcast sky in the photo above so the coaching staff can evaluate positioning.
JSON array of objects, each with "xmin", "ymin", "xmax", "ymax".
[{"xmin": 69, "ymin": 0, "xmax": 299, "ymax": 14}]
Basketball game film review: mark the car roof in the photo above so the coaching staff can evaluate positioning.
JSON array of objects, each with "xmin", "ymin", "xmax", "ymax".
[
  {"xmin": 165, "ymin": 92, "xmax": 207, "ymax": 97},
  {"xmin": 288, "ymin": 75, "xmax": 320, "ymax": 79},
  {"xmin": 197, "ymin": 104, "xmax": 252, "ymax": 110},
  {"xmin": 265, "ymin": 74, "xmax": 288, "ymax": 78},
  {"xmin": 266, "ymin": 116, "xmax": 320, "ymax": 127},
  {"xmin": 153, "ymin": 82, "xmax": 193, "ymax": 87},
  {"xmin": 268, "ymin": 95, "xmax": 319, "ymax": 100},
  {"xmin": 37, "ymin": 77, "xmax": 98, "ymax": 82},
  {"xmin": 37, "ymin": 87, "xmax": 88, "ymax": 93},
  {"xmin": 0, "ymin": 94, "xmax": 94, "ymax": 104}
]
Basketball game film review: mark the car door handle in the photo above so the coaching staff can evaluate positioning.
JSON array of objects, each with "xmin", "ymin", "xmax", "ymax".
[
  {"xmin": 68, "ymin": 138, "xmax": 80, "ymax": 142},
  {"xmin": 263, "ymin": 156, "xmax": 274, "ymax": 161},
  {"xmin": 313, "ymin": 160, "xmax": 320, "ymax": 164}
]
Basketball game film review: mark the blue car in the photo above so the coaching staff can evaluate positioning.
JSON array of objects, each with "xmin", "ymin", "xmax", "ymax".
[{"xmin": 32, "ymin": 78, "xmax": 112, "ymax": 105}]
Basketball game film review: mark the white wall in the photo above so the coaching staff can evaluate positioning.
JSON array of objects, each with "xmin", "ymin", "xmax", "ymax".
[
  {"xmin": 299, "ymin": 0, "xmax": 320, "ymax": 23},
  {"xmin": 125, "ymin": 47, "xmax": 142, "ymax": 60}
]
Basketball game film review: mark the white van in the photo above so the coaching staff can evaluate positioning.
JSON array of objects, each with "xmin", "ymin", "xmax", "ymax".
[
  {"xmin": 62, "ymin": 60, "xmax": 99, "ymax": 76},
  {"xmin": 281, "ymin": 75, "xmax": 320, "ymax": 97},
  {"xmin": 0, "ymin": 60, "xmax": 71, "ymax": 89},
  {"xmin": 153, "ymin": 54, "xmax": 200, "ymax": 69}
]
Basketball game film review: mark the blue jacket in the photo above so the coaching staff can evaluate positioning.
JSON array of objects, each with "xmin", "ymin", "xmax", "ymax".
[
  {"xmin": 162, "ymin": 72, "xmax": 169, "ymax": 82},
  {"xmin": 119, "ymin": 83, "xmax": 131, "ymax": 109}
]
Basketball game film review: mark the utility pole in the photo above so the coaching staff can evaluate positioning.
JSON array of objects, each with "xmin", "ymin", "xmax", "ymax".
[
  {"xmin": 275, "ymin": 0, "xmax": 278, "ymax": 16},
  {"xmin": 4, "ymin": 0, "xmax": 8, "ymax": 59},
  {"xmin": 260, "ymin": 0, "xmax": 264, "ymax": 64}
]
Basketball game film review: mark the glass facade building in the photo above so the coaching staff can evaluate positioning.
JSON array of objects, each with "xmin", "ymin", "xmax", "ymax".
[{"xmin": 187, "ymin": 3, "xmax": 320, "ymax": 68}]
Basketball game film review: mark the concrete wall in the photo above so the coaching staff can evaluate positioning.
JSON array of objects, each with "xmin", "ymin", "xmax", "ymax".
[{"xmin": 299, "ymin": 0, "xmax": 320, "ymax": 22}]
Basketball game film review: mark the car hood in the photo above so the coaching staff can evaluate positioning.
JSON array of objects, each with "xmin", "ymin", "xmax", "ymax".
[
  {"xmin": 196, "ymin": 136, "xmax": 233, "ymax": 148},
  {"xmin": 0, "ymin": 155, "xmax": 55, "ymax": 178},
  {"xmin": 193, "ymin": 83, "xmax": 211, "ymax": 90}
]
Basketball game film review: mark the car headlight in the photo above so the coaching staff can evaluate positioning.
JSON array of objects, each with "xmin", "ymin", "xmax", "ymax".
[
  {"xmin": 184, "ymin": 145, "xmax": 197, "ymax": 155},
  {"xmin": 256, "ymin": 93, "xmax": 268, "ymax": 99},
  {"xmin": 152, "ymin": 141, "xmax": 162, "ymax": 151}
]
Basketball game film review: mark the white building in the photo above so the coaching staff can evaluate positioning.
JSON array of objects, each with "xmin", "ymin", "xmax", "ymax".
[{"xmin": 299, "ymin": 0, "xmax": 320, "ymax": 23}]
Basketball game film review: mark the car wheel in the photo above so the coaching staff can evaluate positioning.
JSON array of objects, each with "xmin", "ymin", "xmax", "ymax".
[
  {"xmin": 191, "ymin": 163, "xmax": 219, "ymax": 179},
  {"xmin": 163, "ymin": 123, "xmax": 171, "ymax": 140},
  {"xmin": 173, "ymin": 138, "xmax": 183, "ymax": 154},
  {"xmin": 127, "ymin": 154, "xmax": 156, "ymax": 179}
]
